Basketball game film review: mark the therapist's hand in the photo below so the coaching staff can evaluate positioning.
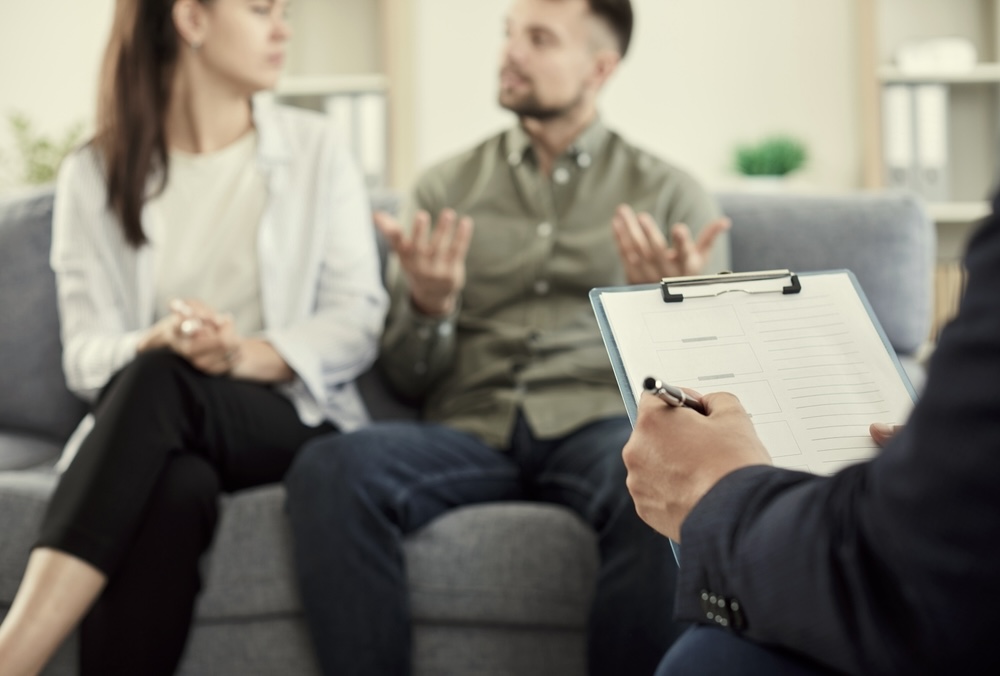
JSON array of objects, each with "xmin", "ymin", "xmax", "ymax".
[
  {"xmin": 375, "ymin": 209, "xmax": 474, "ymax": 317},
  {"xmin": 623, "ymin": 391, "xmax": 772, "ymax": 541},
  {"xmin": 612, "ymin": 205, "xmax": 731, "ymax": 283},
  {"xmin": 870, "ymin": 423, "xmax": 904, "ymax": 448}
]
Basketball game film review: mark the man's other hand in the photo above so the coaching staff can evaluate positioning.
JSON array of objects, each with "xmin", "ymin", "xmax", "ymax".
[
  {"xmin": 612, "ymin": 204, "xmax": 730, "ymax": 283},
  {"xmin": 375, "ymin": 209, "xmax": 474, "ymax": 317}
]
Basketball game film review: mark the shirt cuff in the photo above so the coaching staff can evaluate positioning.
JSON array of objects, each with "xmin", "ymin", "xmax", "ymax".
[{"xmin": 397, "ymin": 297, "xmax": 460, "ymax": 338}]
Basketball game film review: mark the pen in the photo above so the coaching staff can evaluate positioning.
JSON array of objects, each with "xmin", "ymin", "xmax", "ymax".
[{"xmin": 643, "ymin": 376, "xmax": 707, "ymax": 415}]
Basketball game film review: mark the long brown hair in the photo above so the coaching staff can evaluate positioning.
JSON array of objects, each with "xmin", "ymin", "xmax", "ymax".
[{"xmin": 96, "ymin": 0, "xmax": 204, "ymax": 248}]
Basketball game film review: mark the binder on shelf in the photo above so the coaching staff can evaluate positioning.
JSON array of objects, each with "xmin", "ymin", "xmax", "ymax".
[
  {"xmin": 323, "ymin": 94, "xmax": 356, "ymax": 154},
  {"xmin": 882, "ymin": 84, "xmax": 918, "ymax": 191},
  {"xmin": 357, "ymin": 93, "xmax": 387, "ymax": 189},
  {"xmin": 322, "ymin": 92, "xmax": 389, "ymax": 189},
  {"xmin": 913, "ymin": 84, "xmax": 950, "ymax": 202}
]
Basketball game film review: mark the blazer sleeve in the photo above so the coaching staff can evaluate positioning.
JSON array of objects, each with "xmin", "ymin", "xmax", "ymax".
[
  {"xmin": 673, "ymin": 205, "xmax": 1000, "ymax": 675},
  {"xmin": 51, "ymin": 149, "xmax": 145, "ymax": 401}
]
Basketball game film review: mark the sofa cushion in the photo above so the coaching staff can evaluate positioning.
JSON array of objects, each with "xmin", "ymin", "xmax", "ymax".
[
  {"xmin": 718, "ymin": 191, "xmax": 934, "ymax": 356},
  {"xmin": 196, "ymin": 485, "xmax": 597, "ymax": 629},
  {"xmin": 0, "ymin": 187, "xmax": 87, "ymax": 445},
  {"xmin": 0, "ymin": 431, "xmax": 63, "ymax": 471},
  {"xmin": 0, "ymin": 469, "xmax": 57, "ymax": 605}
]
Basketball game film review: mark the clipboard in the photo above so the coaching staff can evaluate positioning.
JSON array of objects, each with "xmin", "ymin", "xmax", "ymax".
[
  {"xmin": 590, "ymin": 270, "xmax": 917, "ymax": 424},
  {"xmin": 592, "ymin": 269, "xmax": 917, "ymax": 563}
]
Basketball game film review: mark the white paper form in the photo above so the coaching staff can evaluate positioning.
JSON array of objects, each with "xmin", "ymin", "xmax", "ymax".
[{"xmin": 598, "ymin": 273, "xmax": 916, "ymax": 476}]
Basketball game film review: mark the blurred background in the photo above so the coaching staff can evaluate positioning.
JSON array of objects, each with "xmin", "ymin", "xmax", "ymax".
[{"xmin": 2, "ymin": 0, "xmax": 998, "ymax": 336}]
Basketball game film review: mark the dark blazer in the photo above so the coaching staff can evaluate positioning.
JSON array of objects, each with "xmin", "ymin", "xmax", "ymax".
[{"xmin": 674, "ymin": 197, "xmax": 1000, "ymax": 675}]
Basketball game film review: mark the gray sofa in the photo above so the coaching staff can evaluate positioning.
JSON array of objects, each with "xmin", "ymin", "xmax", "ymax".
[{"xmin": 0, "ymin": 186, "xmax": 933, "ymax": 675}]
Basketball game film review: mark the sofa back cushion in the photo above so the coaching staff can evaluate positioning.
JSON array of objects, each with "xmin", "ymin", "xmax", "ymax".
[
  {"xmin": 718, "ymin": 191, "xmax": 935, "ymax": 356},
  {"xmin": 0, "ymin": 187, "xmax": 88, "ymax": 443}
]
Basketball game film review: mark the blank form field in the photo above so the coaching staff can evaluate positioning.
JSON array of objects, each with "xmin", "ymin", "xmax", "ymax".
[
  {"xmin": 643, "ymin": 306, "xmax": 744, "ymax": 343},
  {"xmin": 755, "ymin": 421, "xmax": 800, "ymax": 459},
  {"xmin": 656, "ymin": 343, "xmax": 761, "ymax": 382},
  {"xmin": 697, "ymin": 380, "xmax": 781, "ymax": 416}
]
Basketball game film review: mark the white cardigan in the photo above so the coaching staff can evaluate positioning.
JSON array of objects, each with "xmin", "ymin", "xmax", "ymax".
[{"xmin": 51, "ymin": 99, "xmax": 388, "ymax": 465}]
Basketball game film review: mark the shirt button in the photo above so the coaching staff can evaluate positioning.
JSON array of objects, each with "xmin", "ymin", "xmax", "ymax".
[
  {"xmin": 438, "ymin": 322, "xmax": 453, "ymax": 337},
  {"xmin": 537, "ymin": 222, "xmax": 553, "ymax": 238},
  {"xmin": 508, "ymin": 151, "xmax": 522, "ymax": 167},
  {"xmin": 577, "ymin": 152, "xmax": 592, "ymax": 168},
  {"xmin": 534, "ymin": 280, "xmax": 550, "ymax": 295},
  {"xmin": 552, "ymin": 167, "xmax": 570, "ymax": 185}
]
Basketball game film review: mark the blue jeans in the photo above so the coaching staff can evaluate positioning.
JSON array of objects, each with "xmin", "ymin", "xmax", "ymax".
[
  {"xmin": 286, "ymin": 414, "xmax": 682, "ymax": 676},
  {"xmin": 656, "ymin": 626, "xmax": 839, "ymax": 675}
]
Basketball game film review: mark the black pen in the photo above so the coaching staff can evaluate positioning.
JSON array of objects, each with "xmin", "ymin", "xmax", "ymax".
[{"xmin": 643, "ymin": 377, "xmax": 707, "ymax": 415}]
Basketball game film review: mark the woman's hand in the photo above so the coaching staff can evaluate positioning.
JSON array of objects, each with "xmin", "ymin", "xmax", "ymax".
[{"xmin": 138, "ymin": 299, "xmax": 242, "ymax": 375}]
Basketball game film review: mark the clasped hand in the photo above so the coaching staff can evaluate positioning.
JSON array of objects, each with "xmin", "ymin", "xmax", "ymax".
[
  {"xmin": 374, "ymin": 209, "xmax": 474, "ymax": 317},
  {"xmin": 612, "ymin": 204, "xmax": 731, "ymax": 283},
  {"xmin": 139, "ymin": 299, "xmax": 241, "ymax": 375}
]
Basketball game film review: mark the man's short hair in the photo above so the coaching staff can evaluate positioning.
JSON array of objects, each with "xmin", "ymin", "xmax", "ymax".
[{"xmin": 587, "ymin": 0, "xmax": 633, "ymax": 57}]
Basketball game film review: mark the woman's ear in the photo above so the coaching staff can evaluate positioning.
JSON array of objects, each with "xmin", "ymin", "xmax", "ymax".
[{"xmin": 173, "ymin": 0, "xmax": 209, "ymax": 50}]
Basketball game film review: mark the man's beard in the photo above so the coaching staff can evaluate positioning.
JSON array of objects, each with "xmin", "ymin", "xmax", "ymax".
[{"xmin": 498, "ymin": 71, "xmax": 586, "ymax": 121}]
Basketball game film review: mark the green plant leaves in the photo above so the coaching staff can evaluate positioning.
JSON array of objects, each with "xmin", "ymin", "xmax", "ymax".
[
  {"xmin": 734, "ymin": 135, "xmax": 808, "ymax": 177},
  {"xmin": 6, "ymin": 112, "xmax": 84, "ymax": 185}
]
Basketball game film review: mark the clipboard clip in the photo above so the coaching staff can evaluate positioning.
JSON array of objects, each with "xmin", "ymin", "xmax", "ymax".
[{"xmin": 660, "ymin": 269, "xmax": 802, "ymax": 303}]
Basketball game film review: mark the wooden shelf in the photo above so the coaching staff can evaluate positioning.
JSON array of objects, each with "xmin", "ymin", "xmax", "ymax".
[
  {"xmin": 275, "ymin": 74, "xmax": 388, "ymax": 97},
  {"xmin": 879, "ymin": 63, "xmax": 1000, "ymax": 84},
  {"xmin": 926, "ymin": 201, "xmax": 991, "ymax": 223}
]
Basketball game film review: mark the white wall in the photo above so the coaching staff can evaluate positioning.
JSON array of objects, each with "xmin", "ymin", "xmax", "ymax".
[
  {"xmin": 0, "ymin": 0, "xmax": 864, "ymax": 193},
  {"xmin": 287, "ymin": 0, "xmax": 381, "ymax": 75},
  {"xmin": 0, "ymin": 0, "xmax": 115, "ymax": 187},
  {"xmin": 414, "ymin": 0, "xmax": 863, "ymax": 192}
]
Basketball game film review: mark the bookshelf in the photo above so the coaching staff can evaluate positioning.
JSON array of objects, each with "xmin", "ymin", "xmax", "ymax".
[
  {"xmin": 859, "ymin": 0, "xmax": 1000, "ymax": 206},
  {"xmin": 280, "ymin": 0, "xmax": 417, "ymax": 191},
  {"xmin": 879, "ymin": 62, "xmax": 1000, "ymax": 84},
  {"xmin": 859, "ymin": 0, "xmax": 998, "ymax": 339}
]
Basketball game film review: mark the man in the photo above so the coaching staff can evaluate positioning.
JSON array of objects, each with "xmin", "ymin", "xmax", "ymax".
[
  {"xmin": 285, "ymin": 0, "xmax": 729, "ymax": 673},
  {"xmin": 623, "ymin": 197, "xmax": 1000, "ymax": 674}
]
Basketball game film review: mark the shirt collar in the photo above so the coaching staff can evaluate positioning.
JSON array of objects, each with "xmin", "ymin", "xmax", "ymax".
[{"xmin": 504, "ymin": 116, "xmax": 609, "ymax": 169}]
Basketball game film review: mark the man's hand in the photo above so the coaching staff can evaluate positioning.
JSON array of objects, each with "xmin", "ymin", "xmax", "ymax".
[
  {"xmin": 375, "ymin": 209, "xmax": 474, "ymax": 317},
  {"xmin": 623, "ymin": 391, "xmax": 771, "ymax": 541},
  {"xmin": 612, "ymin": 204, "xmax": 731, "ymax": 283}
]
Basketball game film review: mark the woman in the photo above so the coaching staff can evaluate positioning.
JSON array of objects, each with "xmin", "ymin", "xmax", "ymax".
[{"xmin": 0, "ymin": 0, "xmax": 387, "ymax": 674}]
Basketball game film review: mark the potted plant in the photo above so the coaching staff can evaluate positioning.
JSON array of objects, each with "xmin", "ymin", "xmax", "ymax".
[{"xmin": 733, "ymin": 134, "xmax": 808, "ymax": 182}]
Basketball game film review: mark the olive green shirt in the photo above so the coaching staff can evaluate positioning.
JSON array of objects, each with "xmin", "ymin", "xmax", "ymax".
[{"xmin": 381, "ymin": 120, "xmax": 728, "ymax": 449}]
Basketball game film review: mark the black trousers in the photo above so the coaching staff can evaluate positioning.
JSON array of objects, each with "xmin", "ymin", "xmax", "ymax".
[{"xmin": 36, "ymin": 350, "xmax": 335, "ymax": 676}]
